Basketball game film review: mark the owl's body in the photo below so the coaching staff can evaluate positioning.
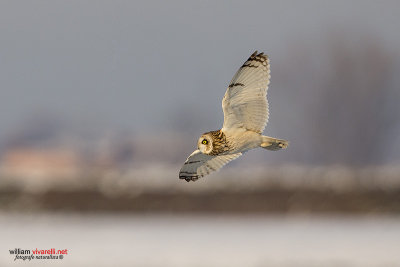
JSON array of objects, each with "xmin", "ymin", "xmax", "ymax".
[
  {"xmin": 179, "ymin": 51, "xmax": 288, "ymax": 182},
  {"xmin": 201, "ymin": 128, "xmax": 262, "ymax": 155}
]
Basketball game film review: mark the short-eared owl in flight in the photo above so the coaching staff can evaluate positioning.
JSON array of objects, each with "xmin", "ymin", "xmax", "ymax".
[{"xmin": 179, "ymin": 51, "xmax": 288, "ymax": 182}]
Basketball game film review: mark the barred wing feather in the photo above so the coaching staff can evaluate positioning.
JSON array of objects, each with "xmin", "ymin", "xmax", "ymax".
[
  {"xmin": 179, "ymin": 150, "xmax": 242, "ymax": 182},
  {"xmin": 222, "ymin": 51, "xmax": 270, "ymax": 133}
]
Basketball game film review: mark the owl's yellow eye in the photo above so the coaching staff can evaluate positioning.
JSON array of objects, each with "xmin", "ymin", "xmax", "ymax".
[{"xmin": 202, "ymin": 139, "xmax": 208, "ymax": 145}]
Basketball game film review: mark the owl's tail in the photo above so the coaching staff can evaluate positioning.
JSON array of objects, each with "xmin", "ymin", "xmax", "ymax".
[{"xmin": 261, "ymin": 136, "xmax": 289, "ymax": 151}]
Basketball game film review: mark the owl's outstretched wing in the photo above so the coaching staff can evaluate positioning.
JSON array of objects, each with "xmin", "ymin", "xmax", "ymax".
[
  {"xmin": 222, "ymin": 51, "xmax": 270, "ymax": 133},
  {"xmin": 179, "ymin": 150, "xmax": 242, "ymax": 182}
]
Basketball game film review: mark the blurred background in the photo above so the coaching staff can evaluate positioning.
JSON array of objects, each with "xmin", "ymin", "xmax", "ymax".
[{"xmin": 1, "ymin": 1, "xmax": 400, "ymax": 266}]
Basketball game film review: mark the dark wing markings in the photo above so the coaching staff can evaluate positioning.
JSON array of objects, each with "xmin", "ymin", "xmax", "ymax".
[
  {"xmin": 228, "ymin": 82, "xmax": 245, "ymax": 88},
  {"xmin": 184, "ymin": 160, "xmax": 202, "ymax": 165},
  {"xmin": 240, "ymin": 63, "xmax": 258, "ymax": 69}
]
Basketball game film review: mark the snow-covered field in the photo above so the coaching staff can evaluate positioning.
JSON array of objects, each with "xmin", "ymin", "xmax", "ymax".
[{"xmin": 1, "ymin": 213, "xmax": 399, "ymax": 267}]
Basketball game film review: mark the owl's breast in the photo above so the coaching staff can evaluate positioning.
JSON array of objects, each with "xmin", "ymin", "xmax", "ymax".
[{"xmin": 223, "ymin": 129, "xmax": 263, "ymax": 154}]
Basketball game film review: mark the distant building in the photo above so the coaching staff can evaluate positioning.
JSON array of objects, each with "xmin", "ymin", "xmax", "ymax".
[{"xmin": 0, "ymin": 148, "xmax": 81, "ymax": 179}]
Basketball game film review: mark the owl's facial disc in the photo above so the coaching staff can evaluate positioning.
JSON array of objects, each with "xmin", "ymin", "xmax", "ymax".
[{"xmin": 197, "ymin": 135, "xmax": 213, "ymax": 154}]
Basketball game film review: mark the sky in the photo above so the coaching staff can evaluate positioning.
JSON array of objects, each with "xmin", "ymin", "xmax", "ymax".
[{"xmin": 1, "ymin": 1, "xmax": 400, "ymax": 164}]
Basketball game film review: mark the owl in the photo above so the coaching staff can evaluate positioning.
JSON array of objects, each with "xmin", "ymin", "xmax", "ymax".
[{"xmin": 179, "ymin": 51, "xmax": 288, "ymax": 182}]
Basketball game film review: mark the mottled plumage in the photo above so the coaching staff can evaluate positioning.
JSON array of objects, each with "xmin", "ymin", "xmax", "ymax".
[
  {"xmin": 179, "ymin": 51, "xmax": 288, "ymax": 182},
  {"xmin": 205, "ymin": 130, "xmax": 230, "ymax": 156}
]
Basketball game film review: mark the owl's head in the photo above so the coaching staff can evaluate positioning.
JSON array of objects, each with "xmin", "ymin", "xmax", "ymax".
[{"xmin": 197, "ymin": 134, "xmax": 213, "ymax": 154}]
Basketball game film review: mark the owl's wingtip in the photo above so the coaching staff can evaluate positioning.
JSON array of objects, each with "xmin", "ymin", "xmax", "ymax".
[
  {"xmin": 250, "ymin": 50, "xmax": 268, "ymax": 60},
  {"xmin": 179, "ymin": 174, "xmax": 199, "ymax": 182}
]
